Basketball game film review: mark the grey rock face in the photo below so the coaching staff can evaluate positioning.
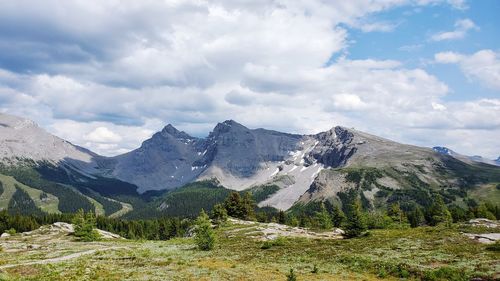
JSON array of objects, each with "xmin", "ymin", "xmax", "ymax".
[
  {"xmin": 111, "ymin": 120, "xmax": 304, "ymax": 192},
  {"xmin": 305, "ymin": 127, "xmax": 357, "ymax": 168},
  {"xmin": 111, "ymin": 125, "xmax": 208, "ymax": 192},
  {"xmin": 205, "ymin": 120, "xmax": 302, "ymax": 177}
]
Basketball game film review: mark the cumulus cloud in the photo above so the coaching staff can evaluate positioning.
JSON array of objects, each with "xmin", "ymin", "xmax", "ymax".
[
  {"xmin": 84, "ymin": 127, "xmax": 122, "ymax": 143},
  {"xmin": 1, "ymin": 0, "xmax": 498, "ymax": 159},
  {"xmin": 431, "ymin": 18, "xmax": 478, "ymax": 41},
  {"xmin": 435, "ymin": 49, "xmax": 500, "ymax": 90},
  {"xmin": 330, "ymin": 94, "xmax": 368, "ymax": 111}
]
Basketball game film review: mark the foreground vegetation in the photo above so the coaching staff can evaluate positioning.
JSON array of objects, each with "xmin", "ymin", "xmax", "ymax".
[{"xmin": 0, "ymin": 219, "xmax": 498, "ymax": 281}]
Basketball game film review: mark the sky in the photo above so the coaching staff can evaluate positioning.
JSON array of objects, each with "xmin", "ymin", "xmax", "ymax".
[{"xmin": 0, "ymin": 0, "xmax": 499, "ymax": 158}]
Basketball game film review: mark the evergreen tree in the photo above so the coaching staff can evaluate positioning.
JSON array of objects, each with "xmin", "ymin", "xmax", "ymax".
[
  {"xmin": 242, "ymin": 192, "xmax": 256, "ymax": 220},
  {"xmin": 72, "ymin": 209, "xmax": 100, "ymax": 242},
  {"xmin": 194, "ymin": 209, "xmax": 216, "ymax": 251},
  {"xmin": 330, "ymin": 205, "xmax": 346, "ymax": 227},
  {"xmin": 287, "ymin": 214, "xmax": 299, "ymax": 227},
  {"xmin": 407, "ymin": 204, "xmax": 424, "ymax": 228},
  {"xmin": 211, "ymin": 203, "xmax": 228, "ymax": 226},
  {"xmin": 224, "ymin": 192, "xmax": 244, "ymax": 219},
  {"xmin": 315, "ymin": 202, "xmax": 332, "ymax": 230},
  {"xmin": 476, "ymin": 203, "xmax": 496, "ymax": 220},
  {"xmin": 344, "ymin": 196, "xmax": 367, "ymax": 238},
  {"xmin": 448, "ymin": 204, "xmax": 467, "ymax": 222},
  {"xmin": 427, "ymin": 196, "xmax": 452, "ymax": 226},
  {"xmin": 278, "ymin": 210, "xmax": 287, "ymax": 224},
  {"xmin": 388, "ymin": 202, "xmax": 403, "ymax": 224}
]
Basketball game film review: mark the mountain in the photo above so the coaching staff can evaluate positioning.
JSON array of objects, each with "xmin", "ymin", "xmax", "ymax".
[
  {"xmin": 108, "ymin": 124, "xmax": 208, "ymax": 193},
  {"xmin": 107, "ymin": 120, "xmax": 303, "ymax": 193},
  {"xmin": 1, "ymin": 112, "xmax": 499, "ymax": 217},
  {"xmin": 433, "ymin": 146, "xmax": 500, "ymax": 167},
  {"xmin": 0, "ymin": 113, "xmax": 99, "ymax": 173},
  {"xmin": 0, "ymin": 113, "xmax": 139, "ymax": 217}
]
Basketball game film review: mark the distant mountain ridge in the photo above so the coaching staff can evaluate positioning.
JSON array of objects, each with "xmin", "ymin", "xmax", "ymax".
[
  {"xmin": 1, "ymin": 112, "xmax": 499, "ymax": 214},
  {"xmin": 433, "ymin": 146, "xmax": 500, "ymax": 167}
]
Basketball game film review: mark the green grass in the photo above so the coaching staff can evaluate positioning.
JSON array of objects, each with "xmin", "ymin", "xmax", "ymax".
[
  {"xmin": 469, "ymin": 183, "xmax": 500, "ymax": 205},
  {"xmin": 0, "ymin": 174, "xmax": 16, "ymax": 210},
  {"xmin": 0, "ymin": 174, "xmax": 59, "ymax": 214},
  {"xmin": 246, "ymin": 184, "xmax": 280, "ymax": 202},
  {"xmin": 0, "ymin": 222, "xmax": 497, "ymax": 280}
]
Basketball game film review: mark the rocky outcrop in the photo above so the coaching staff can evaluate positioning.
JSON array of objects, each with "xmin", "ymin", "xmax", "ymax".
[
  {"xmin": 467, "ymin": 218, "xmax": 499, "ymax": 228},
  {"xmin": 226, "ymin": 218, "xmax": 344, "ymax": 241},
  {"xmin": 305, "ymin": 126, "xmax": 358, "ymax": 168},
  {"xmin": 20, "ymin": 222, "xmax": 123, "ymax": 240}
]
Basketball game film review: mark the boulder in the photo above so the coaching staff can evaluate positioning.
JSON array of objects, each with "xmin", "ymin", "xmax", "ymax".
[
  {"xmin": 468, "ymin": 218, "xmax": 499, "ymax": 228},
  {"xmin": 96, "ymin": 229, "xmax": 123, "ymax": 239},
  {"xmin": 464, "ymin": 233, "xmax": 500, "ymax": 244}
]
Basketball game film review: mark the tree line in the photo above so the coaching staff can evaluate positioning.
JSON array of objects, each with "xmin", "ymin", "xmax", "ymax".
[
  {"xmin": 2, "ymin": 189, "xmax": 498, "ymax": 240},
  {"xmin": 0, "ymin": 210, "xmax": 191, "ymax": 240}
]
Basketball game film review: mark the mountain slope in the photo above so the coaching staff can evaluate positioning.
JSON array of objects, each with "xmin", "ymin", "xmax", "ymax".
[
  {"xmin": 0, "ymin": 113, "xmax": 139, "ymax": 217},
  {"xmin": 0, "ymin": 113, "xmax": 99, "ymax": 174},
  {"xmin": 1, "ymin": 112, "xmax": 499, "ymax": 216}
]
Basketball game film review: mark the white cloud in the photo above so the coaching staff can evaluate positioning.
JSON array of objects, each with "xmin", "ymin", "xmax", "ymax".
[
  {"xmin": 1, "ymin": 0, "xmax": 498, "ymax": 159},
  {"xmin": 84, "ymin": 127, "xmax": 122, "ymax": 143},
  {"xmin": 351, "ymin": 20, "xmax": 399, "ymax": 33},
  {"xmin": 431, "ymin": 18, "xmax": 478, "ymax": 41},
  {"xmin": 330, "ymin": 94, "xmax": 368, "ymax": 111},
  {"xmin": 435, "ymin": 49, "xmax": 500, "ymax": 89},
  {"xmin": 415, "ymin": 0, "xmax": 468, "ymax": 10},
  {"xmin": 434, "ymin": 51, "xmax": 464, "ymax": 63},
  {"xmin": 431, "ymin": 102, "xmax": 447, "ymax": 111}
]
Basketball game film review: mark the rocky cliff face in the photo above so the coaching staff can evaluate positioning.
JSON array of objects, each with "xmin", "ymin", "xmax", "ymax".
[
  {"xmin": 204, "ymin": 120, "xmax": 302, "ymax": 177},
  {"xmin": 110, "ymin": 125, "xmax": 208, "ymax": 193},
  {"xmin": 305, "ymin": 127, "xmax": 357, "ymax": 168}
]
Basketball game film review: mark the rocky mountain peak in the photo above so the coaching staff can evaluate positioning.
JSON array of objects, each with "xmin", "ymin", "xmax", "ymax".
[
  {"xmin": 209, "ymin": 119, "xmax": 248, "ymax": 138},
  {"xmin": 160, "ymin": 124, "xmax": 193, "ymax": 140},
  {"xmin": 0, "ymin": 113, "xmax": 38, "ymax": 130},
  {"xmin": 433, "ymin": 146, "xmax": 453, "ymax": 155},
  {"xmin": 0, "ymin": 113, "xmax": 95, "ymax": 166}
]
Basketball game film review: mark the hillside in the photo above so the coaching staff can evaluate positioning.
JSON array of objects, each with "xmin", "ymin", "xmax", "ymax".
[{"xmin": 0, "ymin": 112, "xmax": 499, "ymax": 219}]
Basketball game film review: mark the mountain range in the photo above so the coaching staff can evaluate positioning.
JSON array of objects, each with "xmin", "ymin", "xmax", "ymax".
[
  {"xmin": 1, "ymin": 112, "xmax": 499, "ymax": 218},
  {"xmin": 433, "ymin": 146, "xmax": 500, "ymax": 167}
]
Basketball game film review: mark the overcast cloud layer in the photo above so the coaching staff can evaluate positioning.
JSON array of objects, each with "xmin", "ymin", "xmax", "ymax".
[{"xmin": 0, "ymin": 0, "xmax": 499, "ymax": 158}]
